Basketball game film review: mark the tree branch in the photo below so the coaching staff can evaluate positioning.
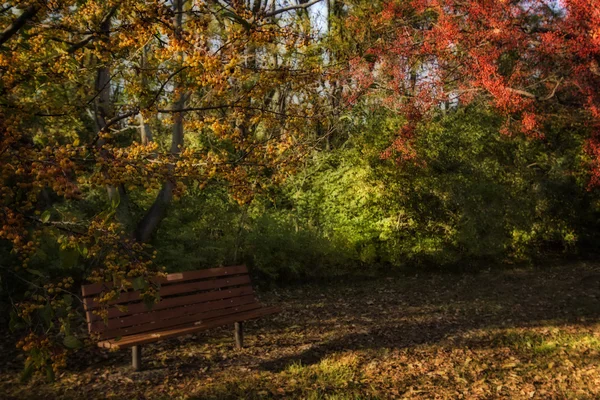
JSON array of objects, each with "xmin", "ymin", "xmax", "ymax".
[
  {"xmin": 0, "ymin": 4, "xmax": 39, "ymax": 47},
  {"xmin": 507, "ymin": 87, "xmax": 537, "ymax": 99},
  {"xmin": 65, "ymin": 4, "xmax": 119, "ymax": 54},
  {"xmin": 100, "ymin": 109, "xmax": 140, "ymax": 133},
  {"xmin": 540, "ymin": 79, "xmax": 562, "ymax": 101},
  {"xmin": 147, "ymin": 66, "xmax": 188, "ymax": 109},
  {"xmin": 264, "ymin": 0, "xmax": 323, "ymax": 18}
]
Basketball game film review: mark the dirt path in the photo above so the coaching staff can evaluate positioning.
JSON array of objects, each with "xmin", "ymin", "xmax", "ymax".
[{"xmin": 2, "ymin": 263, "xmax": 600, "ymax": 399}]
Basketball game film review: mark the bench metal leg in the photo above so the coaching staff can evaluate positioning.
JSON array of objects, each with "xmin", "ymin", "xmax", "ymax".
[
  {"xmin": 234, "ymin": 322, "xmax": 243, "ymax": 349},
  {"xmin": 132, "ymin": 345, "xmax": 142, "ymax": 371}
]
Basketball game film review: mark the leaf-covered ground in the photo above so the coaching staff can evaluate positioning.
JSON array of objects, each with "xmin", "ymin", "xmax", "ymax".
[{"xmin": 2, "ymin": 263, "xmax": 600, "ymax": 399}]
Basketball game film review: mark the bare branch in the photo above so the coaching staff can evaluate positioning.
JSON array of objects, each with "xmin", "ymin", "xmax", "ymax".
[
  {"xmin": 157, "ymin": 104, "xmax": 233, "ymax": 113},
  {"xmin": 101, "ymin": 109, "xmax": 140, "ymax": 132},
  {"xmin": 158, "ymin": 103, "xmax": 320, "ymax": 119},
  {"xmin": 540, "ymin": 79, "xmax": 562, "ymax": 101},
  {"xmin": 147, "ymin": 66, "xmax": 188, "ymax": 109},
  {"xmin": 507, "ymin": 87, "xmax": 537, "ymax": 99},
  {"xmin": 264, "ymin": 0, "xmax": 323, "ymax": 18}
]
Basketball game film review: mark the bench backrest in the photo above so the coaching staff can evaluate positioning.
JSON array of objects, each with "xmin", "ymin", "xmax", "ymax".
[{"xmin": 81, "ymin": 265, "xmax": 259, "ymax": 340}]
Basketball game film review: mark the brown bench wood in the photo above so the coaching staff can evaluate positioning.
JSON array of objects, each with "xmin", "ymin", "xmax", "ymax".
[{"xmin": 81, "ymin": 265, "xmax": 280, "ymax": 370}]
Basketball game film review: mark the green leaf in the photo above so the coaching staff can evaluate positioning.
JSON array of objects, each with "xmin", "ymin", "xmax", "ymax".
[
  {"xmin": 62, "ymin": 319, "xmax": 71, "ymax": 336},
  {"xmin": 221, "ymin": 10, "xmax": 251, "ymax": 29},
  {"xmin": 78, "ymin": 242, "xmax": 88, "ymax": 257},
  {"xmin": 131, "ymin": 276, "xmax": 147, "ymax": 291},
  {"xmin": 20, "ymin": 362, "xmax": 35, "ymax": 383},
  {"xmin": 104, "ymin": 209, "xmax": 116, "ymax": 223},
  {"xmin": 60, "ymin": 248, "xmax": 79, "ymax": 269},
  {"xmin": 363, "ymin": 53, "xmax": 378, "ymax": 63},
  {"xmin": 45, "ymin": 365, "xmax": 55, "ymax": 382},
  {"xmin": 39, "ymin": 304, "xmax": 53, "ymax": 326},
  {"xmin": 27, "ymin": 269, "xmax": 45, "ymax": 278},
  {"xmin": 63, "ymin": 294, "xmax": 73, "ymax": 306},
  {"xmin": 111, "ymin": 192, "xmax": 120, "ymax": 209},
  {"xmin": 63, "ymin": 335, "xmax": 82, "ymax": 349},
  {"xmin": 9, "ymin": 311, "xmax": 24, "ymax": 331},
  {"xmin": 116, "ymin": 304, "xmax": 128, "ymax": 313},
  {"xmin": 97, "ymin": 209, "xmax": 116, "ymax": 223},
  {"xmin": 143, "ymin": 296, "xmax": 156, "ymax": 311},
  {"xmin": 40, "ymin": 210, "xmax": 51, "ymax": 223},
  {"xmin": 55, "ymin": 307, "xmax": 67, "ymax": 318}
]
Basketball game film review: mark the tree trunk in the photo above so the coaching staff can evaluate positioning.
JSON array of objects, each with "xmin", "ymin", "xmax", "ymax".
[
  {"xmin": 138, "ymin": 44, "xmax": 153, "ymax": 145},
  {"xmin": 134, "ymin": 0, "xmax": 186, "ymax": 242},
  {"xmin": 92, "ymin": 6, "xmax": 133, "ymax": 228}
]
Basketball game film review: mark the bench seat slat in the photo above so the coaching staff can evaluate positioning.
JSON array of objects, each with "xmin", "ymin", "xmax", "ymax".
[
  {"xmin": 99, "ymin": 302, "xmax": 264, "ymax": 339},
  {"xmin": 82, "ymin": 265, "xmax": 249, "ymax": 297},
  {"xmin": 97, "ymin": 306, "xmax": 281, "ymax": 349},
  {"xmin": 85, "ymin": 285, "xmax": 255, "ymax": 323},
  {"xmin": 90, "ymin": 294, "xmax": 259, "ymax": 334}
]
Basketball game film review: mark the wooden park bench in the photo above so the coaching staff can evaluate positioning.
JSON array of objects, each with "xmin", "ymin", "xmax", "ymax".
[{"xmin": 81, "ymin": 265, "xmax": 280, "ymax": 370}]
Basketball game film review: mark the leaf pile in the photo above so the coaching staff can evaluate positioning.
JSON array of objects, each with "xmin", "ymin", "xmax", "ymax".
[{"xmin": 2, "ymin": 262, "xmax": 600, "ymax": 399}]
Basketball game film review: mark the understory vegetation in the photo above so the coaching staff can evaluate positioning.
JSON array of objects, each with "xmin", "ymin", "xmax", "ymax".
[{"xmin": 155, "ymin": 105, "xmax": 600, "ymax": 280}]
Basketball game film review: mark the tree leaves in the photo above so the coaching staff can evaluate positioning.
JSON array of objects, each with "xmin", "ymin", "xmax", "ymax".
[
  {"xmin": 131, "ymin": 276, "xmax": 147, "ymax": 291},
  {"xmin": 40, "ymin": 210, "xmax": 51, "ymax": 223},
  {"xmin": 27, "ymin": 269, "xmax": 46, "ymax": 278},
  {"xmin": 19, "ymin": 362, "xmax": 35, "ymax": 384},
  {"xmin": 59, "ymin": 248, "xmax": 79, "ymax": 269},
  {"xmin": 38, "ymin": 304, "xmax": 53, "ymax": 326},
  {"xmin": 62, "ymin": 335, "xmax": 82, "ymax": 349},
  {"xmin": 62, "ymin": 294, "xmax": 73, "ymax": 307},
  {"xmin": 9, "ymin": 311, "xmax": 24, "ymax": 332}
]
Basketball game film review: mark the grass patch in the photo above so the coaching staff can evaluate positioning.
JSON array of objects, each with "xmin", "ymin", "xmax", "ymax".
[
  {"xmin": 488, "ymin": 328, "xmax": 600, "ymax": 357},
  {"xmin": 285, "ymin": 353, "xmax": 361, "ymax": 391}
]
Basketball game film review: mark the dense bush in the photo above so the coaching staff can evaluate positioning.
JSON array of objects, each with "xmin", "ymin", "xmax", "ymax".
[
  {"xmin": 144, "ymin": 105, "xmax": 600, "ymax": 280},
  {"xmin": 7, "ymin": 103, "xmax": 589, "ymax": 289}
]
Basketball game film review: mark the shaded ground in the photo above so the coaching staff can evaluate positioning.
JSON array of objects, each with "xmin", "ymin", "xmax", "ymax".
[{"xmin": 2, "ymin": 262, "xmax": 600, "ymax": 399}]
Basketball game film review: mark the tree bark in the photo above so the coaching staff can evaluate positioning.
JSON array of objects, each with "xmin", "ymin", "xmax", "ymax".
[
  {"xmin": 138, "ymin": 44, "xmax": 153, "ymax": 144},
  {"xmin": 92, "ymin": 5, "xmax": 134, "ymax": 228},
  {"xmin": 134, "ymin": 0, "xmax": 186, "ymax": 242}
]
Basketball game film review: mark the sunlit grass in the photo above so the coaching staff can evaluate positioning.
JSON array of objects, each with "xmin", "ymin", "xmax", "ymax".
[
  {"xmin": 286, "ymin": 353, "xmax": 360, "ymax": 390},
  {"xmin": 486, "ymin": 327, "xmax": 600, "ymax": 356}
]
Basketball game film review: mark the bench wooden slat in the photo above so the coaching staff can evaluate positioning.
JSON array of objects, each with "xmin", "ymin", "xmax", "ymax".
[
  {"xmin": 83, "ymin": 265, "xmax": 280, "ymax": 369},
  {"xmin": 157, "ymin": 265, "xmax": 248, "ymax": 285},
  {"xmin": 85, "ymin": 285, "xmax": 255, "ymax": 323},
  {"xmin": 99, "ymin": 302, "xmax": 264, "ymax": 339},
  {"xmin": 83, "ymin": 275, "xmax": 252, "ymax": 310},
  {"xmin": 81, "ymin": 265, "xmax": 249, "ymax": 297},
  {"xmin": 97, "ymin": 306, "xmax": 281, "ymax": 349},
  {"xmin": 160, "ymin": 274, "xmax": 251, "ymax": 297},
  {"xmin": 90, "ymin": 294, "xmax": 258, "ymax": 333}
]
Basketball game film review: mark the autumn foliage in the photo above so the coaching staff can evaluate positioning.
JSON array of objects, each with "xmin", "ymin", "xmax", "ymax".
[
  {"xmin": 346, "ymin": 0, "xmax": 600, "ymax": 173},
  {"xmin": 1, "ymin": 0, "xmax": 600, "ymax": 383},
  {"xmin": 1, "ymin": 0, "xmax": 330, "ymax": 378}
]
